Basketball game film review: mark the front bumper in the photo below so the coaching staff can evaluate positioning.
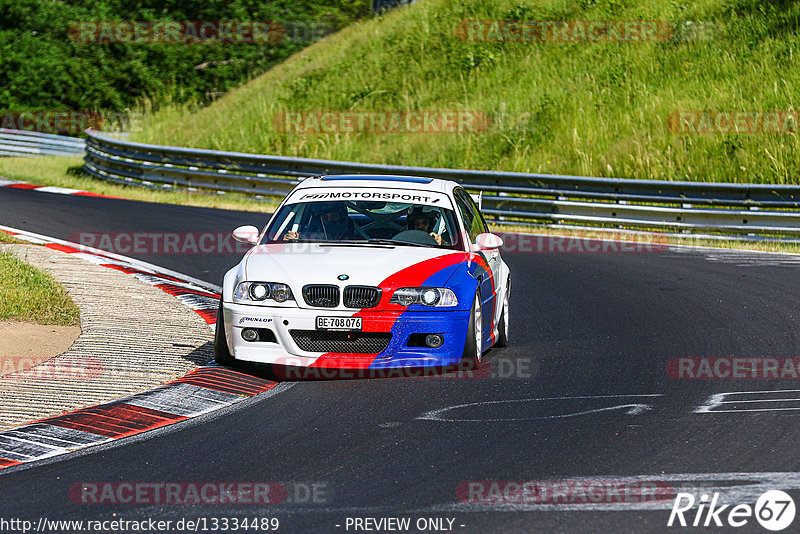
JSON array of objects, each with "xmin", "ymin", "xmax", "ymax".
[{"xmin": 222, "ymin": 301, "xmax": 469, "ymax": 368}]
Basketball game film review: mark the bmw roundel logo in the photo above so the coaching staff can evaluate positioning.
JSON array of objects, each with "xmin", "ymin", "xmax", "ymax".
[{"xmin": 337, "ymin": 274, "xmax": 349, "ymax": 281}]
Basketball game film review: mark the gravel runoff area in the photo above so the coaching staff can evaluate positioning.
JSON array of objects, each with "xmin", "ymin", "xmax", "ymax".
[
  {"xmin": 0, "ymin": 321, "xmax": 81, "ymax": 371},
  {"xmin": 0, "ymin": 244, "xmax": 214, "ymax": 430}
]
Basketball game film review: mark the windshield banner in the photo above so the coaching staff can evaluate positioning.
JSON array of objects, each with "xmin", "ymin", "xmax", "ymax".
[{"xmin": 289, "ymin": 187, "xmax": 451, "ymax": 208}]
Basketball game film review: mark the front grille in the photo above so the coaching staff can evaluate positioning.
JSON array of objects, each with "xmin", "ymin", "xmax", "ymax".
[
  {"xmin": 343, "ymin": 286, "xmax": 382, "ymax": 308},
  {"xmin": 290, "ymin": 330, "xmax": 392, "ymax": 354},
  {"xmin": 302, "ymin": 284, "xmax": 340, "ymax": 307}
]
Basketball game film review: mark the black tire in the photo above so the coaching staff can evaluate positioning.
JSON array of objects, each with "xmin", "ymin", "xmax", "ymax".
[
  {"xmin": 460, "ymin": 292, "xmax": 483, "ymax": 370},
  {"xmin": 494, "ymin": 280, "xmax": 510, "ymax": 348},
  {"xmin": 214, "ymin": 300, "xmax": 235, "ymax": 366}
]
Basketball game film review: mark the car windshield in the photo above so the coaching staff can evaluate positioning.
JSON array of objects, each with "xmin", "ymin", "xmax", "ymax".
[{"xmin": 263, "ymin": 200, "xmax": 463, "ymax": 249}]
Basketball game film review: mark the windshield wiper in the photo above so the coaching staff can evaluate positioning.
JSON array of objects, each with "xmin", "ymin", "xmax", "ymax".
[
  {"xmin": 318, "ymin": 239, "xmax": 403, "ymax": 247},
  {"xmin": 364, "ymin": 239, "xmax": 433, "ymax": 248},
  {"xmin": 318, "ymin": 239, "xmax": 429, "ymax": 248},
  {"xmin": 271, "ymin": 238, "xmax": 434, "ymax": 248},
  {"xmin": 266, "ymin": 239, "xmax": 356, "ymax": 245}
]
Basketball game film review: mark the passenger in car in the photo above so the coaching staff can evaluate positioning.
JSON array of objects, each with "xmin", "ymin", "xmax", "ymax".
[{"xmin": 407, "ymin": 206, "xmax": 447, "ymax": 245}]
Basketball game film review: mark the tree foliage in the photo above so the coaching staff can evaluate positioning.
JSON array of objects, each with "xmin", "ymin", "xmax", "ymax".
[{"xmin": 0, "ymin": 0, "xmax": 371, "ymax": 113}]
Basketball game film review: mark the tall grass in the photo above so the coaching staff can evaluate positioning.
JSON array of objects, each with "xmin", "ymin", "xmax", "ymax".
[{"xmin": 134, "ymin": 0, "xmax": 800, "ymax": 184}]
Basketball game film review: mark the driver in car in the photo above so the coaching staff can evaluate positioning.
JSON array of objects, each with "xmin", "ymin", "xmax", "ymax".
[
  {"xmin": 284, "ymin": 202, "xmax": 357, "ymax": 241},
  {"xmin": 407, "ymin": 206, "xmax": 445, "ymax": 245}
]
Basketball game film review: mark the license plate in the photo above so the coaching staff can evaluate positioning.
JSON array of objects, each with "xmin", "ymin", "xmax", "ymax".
[{"xmin": 316, "ymin": 316, "xmax": 362, "ymax": 331}]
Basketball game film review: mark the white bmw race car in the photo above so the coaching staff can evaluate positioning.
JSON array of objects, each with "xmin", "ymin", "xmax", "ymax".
[{"xmin": 215, "ymin": 174, "xmax": 510, "ymax": 374}]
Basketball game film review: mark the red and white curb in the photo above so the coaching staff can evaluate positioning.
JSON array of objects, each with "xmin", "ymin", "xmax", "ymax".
[
  {"xmin": 0, "ymin": 368, "xmax": 276, "ymax": 469},
  {"xmin": 0, "ymin": 179, "xmax": 119, "ymax": 198},
  {"xmin": 0, "ymin": 225, "xmax": 222, "ymax": 327},
  {"xmin": 0, "ymin": 225, "xmax": 281, "ymax": 471}
]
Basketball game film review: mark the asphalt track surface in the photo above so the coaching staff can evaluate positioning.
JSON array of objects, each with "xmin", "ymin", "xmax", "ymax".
[{"xmin": 2, "ymin": 186, "xmax": 800, "ymax": 533}]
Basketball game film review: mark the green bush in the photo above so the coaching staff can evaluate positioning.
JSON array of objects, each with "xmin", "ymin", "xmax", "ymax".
[{"xmin": 0, "ymin": 0, "xmax": 371, "ymax": 116}]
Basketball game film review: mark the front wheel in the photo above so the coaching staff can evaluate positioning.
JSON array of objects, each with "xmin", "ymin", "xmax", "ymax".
[
  {"xmin": 213, "ymin": 300, "xmax": 235, "ymax": 366},
  {"xmin": 461, "ymin": 292, "xmax": 483, "ymax": 369}
]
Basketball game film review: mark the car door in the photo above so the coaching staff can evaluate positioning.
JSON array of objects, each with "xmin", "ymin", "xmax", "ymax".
[
  {"xmin": 465, "ymin": 190, "xmax": 502, "ymax": 287},
  {"xmin": 454, "ymin": 188, "xmax": 497, "ymax": 347}
]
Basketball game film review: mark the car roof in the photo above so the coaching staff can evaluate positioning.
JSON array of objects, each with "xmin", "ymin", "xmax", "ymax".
[{"xmin": 295, "ymin": 174, "xmax": 458, "ymax": 194}]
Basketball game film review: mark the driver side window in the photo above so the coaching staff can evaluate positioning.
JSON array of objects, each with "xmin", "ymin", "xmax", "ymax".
[{"xmin": 454, "ymin": 189, "xmax": 486, "ymax": 243}]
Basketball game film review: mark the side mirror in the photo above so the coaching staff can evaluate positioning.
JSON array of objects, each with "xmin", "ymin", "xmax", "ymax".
[
  {"xmin": 232, "ymin": 225, "xmax": 260, "ymax": 245},
  {"xmin": 473, "ymin": 232, "xmax": 504, "ymax": 251}
]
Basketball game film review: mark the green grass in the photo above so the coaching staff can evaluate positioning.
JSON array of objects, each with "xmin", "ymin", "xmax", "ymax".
[
  {"xmin": 0, "ymin": 156, "xmax": 276, "ymax": 213},
  {"xmin": 0, "ymin": 249, "xmax": 80, "ymax": 326},
  {"xmin": 133, "ymin": 0, "xmax": 800, "ymax": 184},
  {"xmin": 0, "ymin": 232, "xmax": 24, "ymax": 244}
]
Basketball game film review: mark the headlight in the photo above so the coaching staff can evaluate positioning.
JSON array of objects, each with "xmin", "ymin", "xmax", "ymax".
[
  {"xmin": 250, "ymin": 283, "xmax": 270, "ymax": 301},
  {"xmin": 234, "ymin": 282, "xmax": 294, "ymax": 303},
  {"xmin": 389, "ymin": 287, "xmax": 458, "ymax": 307}
]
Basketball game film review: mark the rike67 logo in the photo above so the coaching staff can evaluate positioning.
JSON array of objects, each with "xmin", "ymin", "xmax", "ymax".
[{"xmin": 668, "ymin": 490, "xmax": 796, "ymax": 531}]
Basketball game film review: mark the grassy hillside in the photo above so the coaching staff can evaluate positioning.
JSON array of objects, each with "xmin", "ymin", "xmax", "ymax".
[{"xmin": 134, "ymin": 0, "xmax": 800, "ymax": 184}]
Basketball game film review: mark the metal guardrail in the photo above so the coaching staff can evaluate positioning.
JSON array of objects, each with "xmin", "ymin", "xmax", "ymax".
[
  {"xmin": 83, "ymin": 130, "xmax": 800, "ymax": 236},
  {"xmin": 0, "ymin": 129, "xmax": 85, "ymax": 158}
]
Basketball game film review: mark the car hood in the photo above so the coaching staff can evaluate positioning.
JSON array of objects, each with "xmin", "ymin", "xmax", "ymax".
[{"xmin": 243, "ymin": 243, "xmax": 467, "ymax": 307}]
